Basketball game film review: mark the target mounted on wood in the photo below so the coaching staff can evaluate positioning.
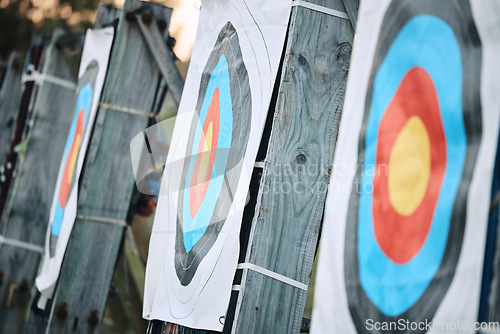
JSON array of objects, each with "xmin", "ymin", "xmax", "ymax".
[
  {"xmin": 175, "ymin": 21, "xmax": 251, "ymax": 286},
  {"xmin": 36, "ymin": 28, "xmax": 114, "ymax": 308},
  {"xmin": 143, "ymin": 0, "xmax": 292, "ymax": 330},
  {"xmin": 49, "ymin": 61, "xmax": 98, "ymax": 256}
]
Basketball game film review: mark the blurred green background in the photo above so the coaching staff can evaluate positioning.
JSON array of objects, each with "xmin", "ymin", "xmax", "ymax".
[
  {"xmin": 0, "ymin": 0, "xmax": 198, "ymax": 62},
  {"xmin": 0, "ymin": 0, "xmax": 112, "ymax": 59}
]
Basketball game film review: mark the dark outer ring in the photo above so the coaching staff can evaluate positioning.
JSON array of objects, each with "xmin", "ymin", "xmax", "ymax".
[
  {"xmin": 175, "ymin": 21, "xmax": 252, "ymax": 286},
  {"xmin": 344, "ymin": 1, "xmax": 482, "ymax": 333}
]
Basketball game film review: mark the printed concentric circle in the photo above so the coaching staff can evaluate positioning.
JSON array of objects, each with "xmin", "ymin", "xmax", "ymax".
[
  {"xmin": 344, "ymin": 1, "xmax": 482, "ymax": 332},
  {"xmin": 49, "ymin": 60, "xmax": 98, "ymax": 257},
  {"xmin": 175, "ymin": 22, "xmax": 251, "ymax": 286}
]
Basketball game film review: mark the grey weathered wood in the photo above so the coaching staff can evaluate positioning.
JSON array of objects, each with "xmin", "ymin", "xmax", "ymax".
[
  {"xmin": 94, "ymin": 4, "xmax": 121, "ymax": 29},
  {"xmin": 342, "ymin": 0, "xmax": 359, "ymax": 29},
  {"xmin": 136, "ymin": 11, "xmax": 184, "ymax": 105},
  {"xmin": 44, "ymin": 1, "xmax": 175, "ymax": 333},
  {"xmin": 0, "ymin": 52, "xmax": 23, "ymax": 166},
  {"xmin": 0, "ymin": 29, "xmax": 80, "ymax": 334},
  {"xmin": 0, "ymin": 34, "xmax": 50, "ymax": 224},
  {"xmin": 231, "ymin": 0, "xmax": 355, "ymax": 333},
  {"xmin": 22, "ymin": 13, "xmax": 123, "ymax": 334}
]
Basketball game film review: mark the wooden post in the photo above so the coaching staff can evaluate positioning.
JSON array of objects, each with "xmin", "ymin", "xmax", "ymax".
[
  {"xmin": 135, "ymin": 12, "xmax": 184, "ymax": 105},
  {"xmin": 147, "ymin": 1, "xmax": 357, "ymax": 333},
  {"xmin": 341, "ymin": 0, "xmax": 359, "ymax": 29},
  {"xmin": 43, "ymin": 1, "xmax": 181, "ymax": 332},
  {"xmin": 229, "ymin": 0, "xmax": 356, "ymax": 333},
  {"xmin": 0, "ymin": 34, "xmax": 50, "ymax": 223},
  {"xmin": 22, "ymin": 9, "xmax": 123, "ymax": 333},
  {"xmin": 94, "ymin": 4, "xmax": 121, "ymax": 29},
  {"xmin": 0, "ymin": 52, "xmax": 23, "ymax": 167},
  {"xmin": 0, "ymin": 29, "xmax": 81, "ymax": 334}
]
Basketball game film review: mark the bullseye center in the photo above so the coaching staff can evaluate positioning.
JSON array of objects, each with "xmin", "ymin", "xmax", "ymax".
[
  {"xmin": 388, "ymin": 115, "xmax": 430, "ymax": 216},
  {"xmin": 59, "ymin": 108, "xmax": 85, "ymax": 208},
  {"xmin": 67, "ymin": 134, "xmax": 81, "ymax": 183}
]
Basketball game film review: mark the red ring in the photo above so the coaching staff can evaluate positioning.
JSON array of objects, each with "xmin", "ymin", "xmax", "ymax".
[
  {"xmin": 190, "ymin": 88, "xmax": 220, "ymax": 218},
  {"xmin": 372, "ymin": 67, "xmax": 447, "ymax": 264}
]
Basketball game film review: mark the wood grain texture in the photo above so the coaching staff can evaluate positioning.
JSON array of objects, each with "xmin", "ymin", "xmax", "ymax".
[
  {"xmin": 22, "ymin": 12, "xmax": 122, "ymax": 334},
  {"xmin": 44, "ymin": 1, "xmax": 174, "ymax": 333},
  {"xmin": 0, "ymin": 34, "xmax": 50, "ymax": 222},
  {"xmin": 341, "ymin": 0, "xmax": 359, "ymax": 29},
  {"xmin": 136, "ymin": 11, "xmax": 184, "ymax": 105},
  {"xmin": 0, "ymin": 52, "xmax": 23, "ymax": 166},
  {"xmin": 232, "ymin": 0, "xmax": 354, "ymax": 333},
  {"xmin": 94, "ymin": 4, "xmax": 121, "ymax": 29},
  {"xmin": 0, "ymin": 29, "xmax": 78, "ymax": 334}
]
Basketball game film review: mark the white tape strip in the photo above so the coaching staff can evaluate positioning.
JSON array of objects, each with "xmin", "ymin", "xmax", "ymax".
[
  {"xmin": 237, "ymin": 263, "xmax": 308, "ymax": 291},
  {"xmin": 21, "ymin": 65, "xmax": 76, "ymax": 90},
  {"xmin": 100, "ymin": 102, "xmax": 154, "ymax": 118},
  {"xmin": 76, "ymin": 215, "xmax": 127, "ymax": 227},
  {"xmin": 0, "ymin": 235, "xmax": 44, "ymax": 254},
  {"xmin": 232, "ymin": 285, "xmax": 241, "ymax": 291},
  {"xmin": 254, "ymin": 161, "xmax": 265, "ymax": 169},
  {"xmin": 291, "ymin": 0, "xmax": 349, "ymax": 20}
]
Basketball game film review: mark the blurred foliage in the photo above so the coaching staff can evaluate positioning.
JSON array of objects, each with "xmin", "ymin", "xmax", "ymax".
[
  {"xmin": 59, "ymin": 0, "xmax": 99, "ymax": 12},
  {"xmin": 0, "ymin": 1, "xmax": 34, "ymax": 59},
  {"xmin": 0, "ymin": 0, "xmax": 100, "ymax": 59}
]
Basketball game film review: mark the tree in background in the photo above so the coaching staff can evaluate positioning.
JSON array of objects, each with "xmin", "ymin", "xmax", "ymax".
[{"xmin": 0, "ymin": 0, "xmax": 122, "ymax": 59}]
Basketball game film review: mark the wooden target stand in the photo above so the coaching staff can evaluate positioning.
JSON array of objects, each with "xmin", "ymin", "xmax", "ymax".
[
  {"xmin": 148, "ymin": 0, "xmax": 358, "ymax": 333},
  {"xmin": 12, "ymin": 0, "xmax": 358, "ymax": 333},
  {"xmin": 0, "ymin": 30, "xmax": 80, "ymax": 334},
  {"xmin": 19, "ymin": 2, "xmax": 182, "ymax": 333},
  {"xmin": 13, "ymin": 1, "xmax": 499, "ymax": 334}
]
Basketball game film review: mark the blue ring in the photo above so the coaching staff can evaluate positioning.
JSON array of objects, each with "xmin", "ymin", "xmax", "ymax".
[
  {"xmin": 358, "ymin": 15, "xmax": 467, "ymax": 316},
  {"xmin": 182, "ymin": 55, "xmax": 233, "ymax": 252},
  {"xmin": 51, "ymin": 83, "xmax": 93, "ymax": 236}
]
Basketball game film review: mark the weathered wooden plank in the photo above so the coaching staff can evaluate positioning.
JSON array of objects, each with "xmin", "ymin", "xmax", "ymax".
[
  {"xmin": 0, "ymin": 29, "xmax": 80, "ymax": 334},
  {"xmin": 0, "ymin": 34, "xmax": 49, "ymax": 223},
  {"xmin": 0, "ymin": 52, "xmax": 23, "ymax": 166},
  {"xmin": 94, "ymin": 4, "xmax": 121, "ymax": 29},
  {"xmin": 44, "ymin": 1, "xmax": 177, "ymax": 333},
  {"xmin": 231, "ymin": 0, "xmax": 355, "ymax": 333},
  {"xmin": 135, "ymin": 11, "xmax": 184, "ymax": 105},
  {"xmin": 341, "ymin": 0, "xmax": 359, "ymax": 29},
  {"xmin": 22, "ymin": 11, "xmax": 122, "ymax": 333}
]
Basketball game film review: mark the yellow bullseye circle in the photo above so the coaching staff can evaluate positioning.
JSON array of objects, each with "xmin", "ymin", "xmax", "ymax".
[
  {"xmin": 388, "ymin": 115, "xmax": 431, "ymax": 216},
  {"xmin": 67, "ymin": 134, "xmax": 81, "ymax": 183}
]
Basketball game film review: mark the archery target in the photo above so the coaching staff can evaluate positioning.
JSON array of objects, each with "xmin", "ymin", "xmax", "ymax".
[
  {"xmin": 35, "ymin": 28, "xmax": 114, "ymax": 309},
  {"xmin": 344, "ymin": 0, "xmax": 482, "ymax": 330},
  {"xmin": 144, "ymin": 1, "xmax": 292, "ymax": 329},
  {"xmin": 49, "ymin": 61, "xmax": 98, "ymax": 256},
  {"xmin": 174, "ymin": 22, "xmax": 251, "ymax": 286}
]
